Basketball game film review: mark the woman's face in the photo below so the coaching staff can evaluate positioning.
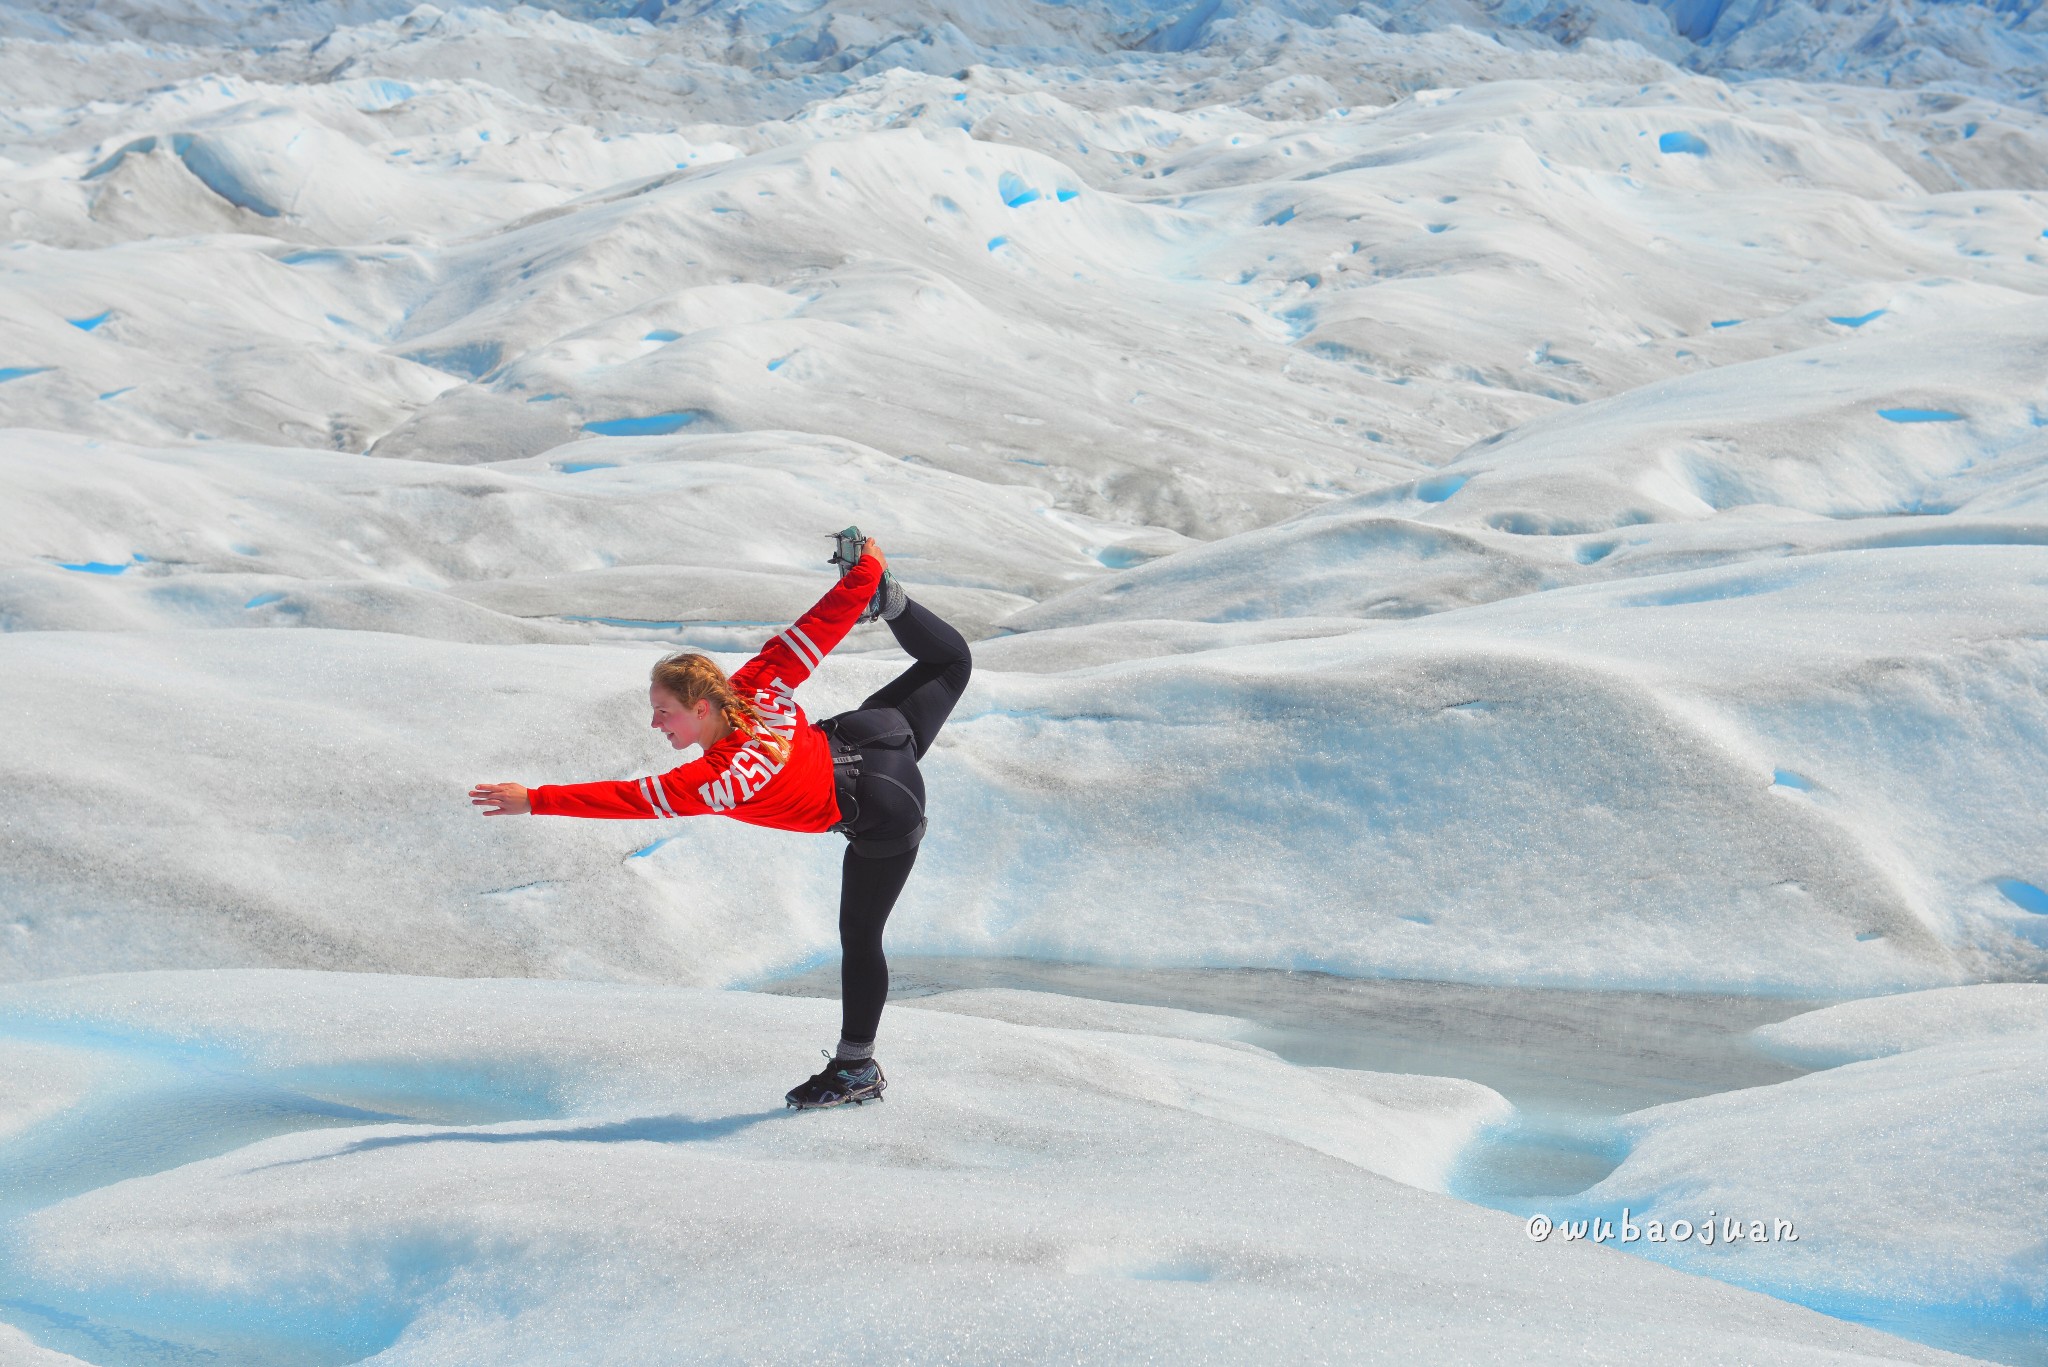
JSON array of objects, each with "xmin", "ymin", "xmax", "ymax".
[{"xmin": 650, "ymin": 686, "xmax": 715, "ymax": 751}]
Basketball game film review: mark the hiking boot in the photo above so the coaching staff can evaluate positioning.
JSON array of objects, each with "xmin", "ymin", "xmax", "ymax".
[
  {"xmin": 828, "ymin": 525, "xmax": 904, "ymax": 623},
  {"xmin": 785, "ymin": 1050, "xmax": 887, "ymax": 1109},
  {"xmin": 827, "ymin": 526, "xmax": 868, "ymax": 577}
]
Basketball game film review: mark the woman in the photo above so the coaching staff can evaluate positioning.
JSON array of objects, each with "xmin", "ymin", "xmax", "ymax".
[{"xmin": 468, "ymin": 529, "xmax": 972, "ymax": 1110}]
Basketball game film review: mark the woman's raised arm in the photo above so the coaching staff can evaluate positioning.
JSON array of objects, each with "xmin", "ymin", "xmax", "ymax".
[{"xmin": 734, "ymin": 539, "xmax": 887, "ymax": 691}]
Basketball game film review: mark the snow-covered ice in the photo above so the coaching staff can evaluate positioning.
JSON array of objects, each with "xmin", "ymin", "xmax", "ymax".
[
  {"xmin": 1, "ymin": 0, "xmax": 2044, "ymax": 1359},
  {"xmin": 1552, "ymin": 985, "xmax": 2048, "ymax": 1363},
  {"xmin": 0, "ymin": 969, "xmax": 1994, "ymax": 1366}
]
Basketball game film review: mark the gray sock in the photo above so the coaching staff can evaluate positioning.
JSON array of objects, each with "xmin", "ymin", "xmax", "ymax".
[
  {"xmin": 877, "ymin": 575, "xmax": 908, "ymax": 621},
  {"xmin": 834, "ymin": 1038, "xmax": 875, "ymax": 1062}
]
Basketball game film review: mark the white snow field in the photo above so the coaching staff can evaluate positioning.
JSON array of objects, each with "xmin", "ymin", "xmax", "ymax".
[{"xmin": 2, "ymin": 0, "xmax": 2046, "ymax": 1360}]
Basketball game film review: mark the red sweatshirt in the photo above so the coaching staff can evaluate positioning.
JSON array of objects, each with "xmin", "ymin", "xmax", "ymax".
[{"xmin": 528, "ymin": 552, "xmax": 882, "ymax": 832}]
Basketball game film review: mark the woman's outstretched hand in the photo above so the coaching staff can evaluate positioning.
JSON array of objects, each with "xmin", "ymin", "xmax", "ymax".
[
  {"xmin": 470, "ymin": 783, "xmax": 530, "ymax": 816},
  {"xmin": 866, "ymin": 536, "xmax": 887, "ymax": 573}
]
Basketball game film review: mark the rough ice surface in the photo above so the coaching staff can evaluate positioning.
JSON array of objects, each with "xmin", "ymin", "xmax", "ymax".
[
  {"xmin": 1554, "ymin": 986, "xmax": 2048, "ymax": 1364},
  {"xmin": 0, "ymin": 971, "xmax": 1989, "ymax": 1366},
  {"xmin": 1, "ymin": 0, "xmax": 2045, "ymax": 1359}
]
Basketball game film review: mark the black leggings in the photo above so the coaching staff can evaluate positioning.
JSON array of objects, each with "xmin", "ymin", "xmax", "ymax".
[{"xmin": 833, "ymin": 597, "xmax": 972, "ymax": 1047}]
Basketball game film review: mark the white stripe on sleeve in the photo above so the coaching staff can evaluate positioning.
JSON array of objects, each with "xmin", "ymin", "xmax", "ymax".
[
  {"xmin": 647, "ymin": 774, "xmax": 680, "ymax": 819},
  {"xmin": 787, "ymin": 624, "xmax": 824, "ymax": 668},
  {"xmin": 777, "ymin": 628, "xmax": 819, "ymax": 670},
  {"xmin": 636, "ymin": 776, "xmax": 663, "ymax": 818}
]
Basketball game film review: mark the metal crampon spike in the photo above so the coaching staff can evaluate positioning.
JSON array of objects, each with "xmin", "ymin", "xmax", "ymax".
[{"xmin": 827, "ymin": 525, "xmax": 867, "ymax": 575}]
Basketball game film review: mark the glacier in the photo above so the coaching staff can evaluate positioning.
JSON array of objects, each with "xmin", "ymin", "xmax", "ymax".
[{"xmin": 0, "ymin": 0, "xmax": 2043, "ymax": 1360}]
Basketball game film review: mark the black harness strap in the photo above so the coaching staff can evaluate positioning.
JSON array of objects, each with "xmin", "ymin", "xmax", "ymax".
[{"xmin": 822, "ymin": 712, "xmax": 926, "ymax": 858}]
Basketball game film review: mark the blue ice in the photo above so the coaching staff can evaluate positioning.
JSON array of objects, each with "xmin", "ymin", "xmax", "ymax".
[
  {"xmin": 629, "ymin": 838, "xmax": 671, "ymax": 858},
  {"xmin": 402, "ymin": 340, "xmax": 501, "ymax": 381},
  {"xmin": 986, "ymin": 235, "xmax": 1009, "ymax": 250},
  {"xmin": 82, "ymin": 134, "xmax": 157, "ymax": 178},
  {"xmin": 1828, "ymin": 309, "xmax": 1886, "ymax": 327},
  {"xmin": 173, "ymin": 133, "xmax": 280, "ymax": 216},
  {"xmin": 1427, "ymin": 223, "xmax": 1449, "ymax": 234},
  {"xmin": 564, "ymin": 615, "xmax": 686, "ymax": 629},
  {"xmin": 1994, "ymin": 878, "xmax": 2048, "ymax": 915},
  {"xmin": 643, "ymin": 329, "xmax": 681, "ymax": 342},
  {"xmin": 1877, "ymin": 408, "xmax": 1963, "ymax": 423},
  {"xmin": 1264, "ymin": 206, "xmax": 1296, "ymax": 226},
  {"xmin": 581, "ymin": 412, "xmax": 700, "ymax": 436},
  {"xmin": 68, "ymin": 310, "xmax": 111, "ymax": 331},
  {"xmin": 1710, "ymin": 318, "xmax": 1742, "ymax": 328},
  {"xmin": 1056, "ymin": 187, "xmax": 1079, "ymax": 202},
  {"xmin": 525, "ymin": 393, "xmax": 559, "ymax": 403},
  {"xmin": 97, "ymin": 386, "xmax": 134, "ymax": 400},
  {"xmin": 998, "ymin": 172, "xmax": 1040, "ymax": 207},
  {"xmin": 1771, "ymin": 769, "xmax": 1813, "ymax": 791},
  {"xmin": 57, "ymin": 559, "xmax": 132, "ymax": 574},
  {"xmin": 1415, "ymin": 473, "xmax": 1467, "ymax": 502},
  {"xmin": 766, "ymin": 355, "xmax": 788, "ymax": 371},
  {"xmin": 244, "ymin": 592, "xmax": 286, "ymax": 608},
  {"xmin": 562, "ymin": 615, "xmax": 779, "ymax": 630},
  {"xmin": 557, "ymin": 461, "xmax": 616, "ymax": 473},
  {"xmin": 1124, "ymin": 1263, "xmax": 1213, "ymax": 1283},
  {"xmin": 1963, "ymin": 122, "xmax": 1978, "ymax": 138},
  {"xmin": 1095, "ymin": 547, "xmax": 1151, "ymax": 569},
  {"xmin": 0, "ymin": 366, "xmax": 52, "ymax": 383},
  {"xmin": 354, "ymin": 78, "xmax": 415, "ymax": 110},
  {"xmin": 1658, "ymin": 131, "xmax": 1710, "ymax": 155}
]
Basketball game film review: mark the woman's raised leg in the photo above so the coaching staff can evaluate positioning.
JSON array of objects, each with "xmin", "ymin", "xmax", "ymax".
[{"xmin": 858, "ymin": 597, "xmax": 972, "ymax": 759}]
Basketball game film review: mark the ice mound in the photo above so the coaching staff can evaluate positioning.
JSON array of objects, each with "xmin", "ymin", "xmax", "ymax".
[
  {"xmin": 0, "ymin": 427, "xmax": 1172, "ymax": 639},
  {"xmin": 1753, "ymin": 981, "xmax": 2048, "ymax": 1066},
  {"xmin": 9, "ymin": 591, "xmax": 2032, "ymax": 991},
  {"xmin": 1558, "ymin": 985, "xmax": 2048, "ymax": 1356}
]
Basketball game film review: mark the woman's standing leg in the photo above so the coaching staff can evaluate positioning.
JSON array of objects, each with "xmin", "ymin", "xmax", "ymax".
[
  {"xmin": 839, "ymin": 594, "xmax": 968, "ymax": 1052},
  {"xmin": 835, "ymin": 842, "xmax": 918, "ymax": 1056}
]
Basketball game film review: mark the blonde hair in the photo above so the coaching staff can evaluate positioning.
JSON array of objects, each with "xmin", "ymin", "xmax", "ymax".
[{"xmin": 650, "ymin": 653, "xmax": 792, "ymax": 766}]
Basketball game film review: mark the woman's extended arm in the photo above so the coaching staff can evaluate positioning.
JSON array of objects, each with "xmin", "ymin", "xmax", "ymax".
[
  {"xmin": 471, "ymin": 783, "xmax": 529, "ymax": 816},
  {"xmin": 469, "ymin": 542, "xmax": 887, "ymax": 820}
]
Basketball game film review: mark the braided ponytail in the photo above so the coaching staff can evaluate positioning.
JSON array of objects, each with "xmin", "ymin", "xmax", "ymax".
[{"xmin": 650, "ymin": 653, "xmax": 794, "ymax": 766}]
